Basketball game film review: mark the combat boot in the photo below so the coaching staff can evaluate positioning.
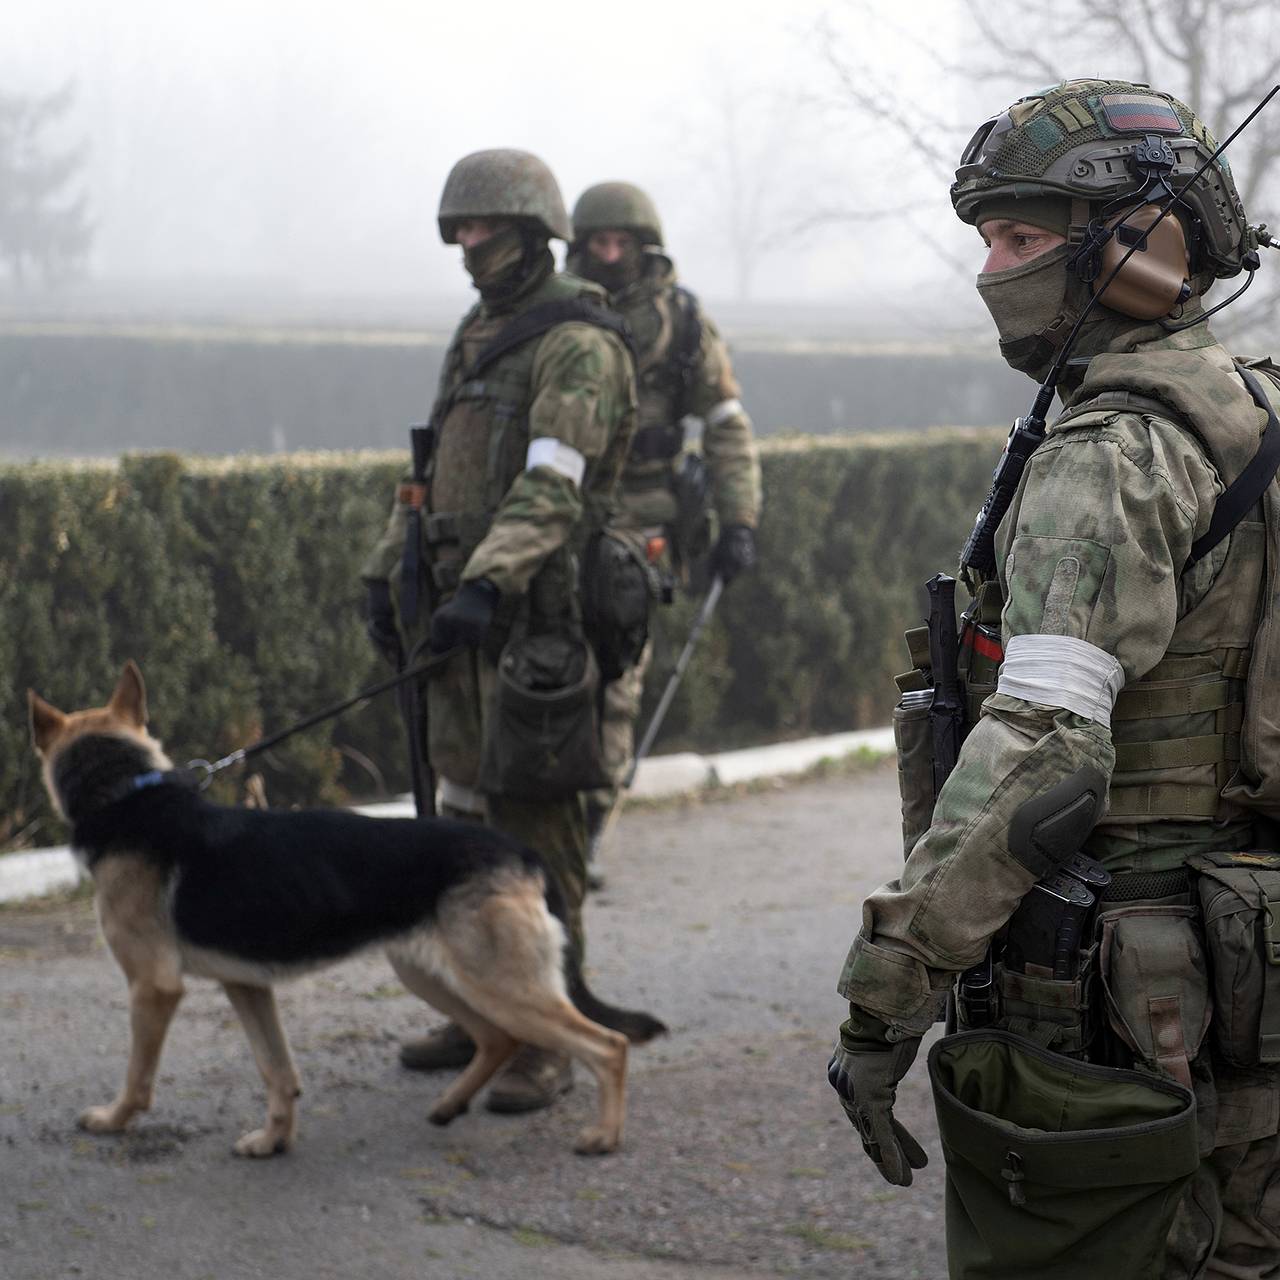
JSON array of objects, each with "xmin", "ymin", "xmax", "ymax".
[
  {"xmin": 484, "ymin": 1046, "xmax": 574, "ymax": 1113},
  {"xmin": 398, "ymin": 1022, "xmax": 475, "ymax": 1071}
]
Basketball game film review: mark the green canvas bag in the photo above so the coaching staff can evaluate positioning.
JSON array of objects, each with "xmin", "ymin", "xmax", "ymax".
[{"xmin": 929, "ymin": 1030, "xmax": 1199, "ymax": 1280}]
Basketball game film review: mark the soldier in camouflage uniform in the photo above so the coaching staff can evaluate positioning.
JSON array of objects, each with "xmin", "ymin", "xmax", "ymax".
[
  {"xmin": 362, "ymin": 150, "xmax": 637, "ymax": 1112},
  {"xmin": 829, "ymin": 82, "xmax": 1280, "ymax": 1277},
  {"xmin": 567, "ymin": 182, "xmax": 763, "ymax": 860}
]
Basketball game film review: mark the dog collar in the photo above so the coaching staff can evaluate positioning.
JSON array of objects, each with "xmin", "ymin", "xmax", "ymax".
[{"xmin": 93, "ymin": 768, "xmax": 197, "ymax": 815}]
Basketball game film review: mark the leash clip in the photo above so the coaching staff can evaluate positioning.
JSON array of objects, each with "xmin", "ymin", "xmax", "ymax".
[{"xmin": 185, "ymin": 759, "xmax": 216, "ymax": 790}]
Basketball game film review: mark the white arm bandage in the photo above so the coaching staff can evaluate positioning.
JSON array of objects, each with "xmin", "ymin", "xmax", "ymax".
[
  {"xmin": 526, "ymin": 437, "xmax": 586, "ymax": 487},
  {"xmin": 706, "ymin": 397, "xmax": 744, "ymax": 427},
  {"xmin": 997, "ymin": 633, "xmax": 1125, "ymax": 728}
]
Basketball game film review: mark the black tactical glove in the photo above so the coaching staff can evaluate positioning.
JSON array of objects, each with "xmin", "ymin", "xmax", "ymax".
[
  {"xmin": 827, "ymin": 1005, "xmax": 927, "ymax": 1187},
  {"xmin": 364, "ymin": 579, "xmax": 402, "ymax": 668},
  {"xmin": 711, "ymin": 523, "xmax": 757, "ymax": 584},
  {"xmin": 430, "ymin": 578, "xmax": 499, "ymax": 653}
]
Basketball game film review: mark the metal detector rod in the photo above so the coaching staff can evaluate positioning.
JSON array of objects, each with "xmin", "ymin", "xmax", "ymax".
[{"xmin": 623, "ymin": 574, "xmax": 725, "ymax": 789}]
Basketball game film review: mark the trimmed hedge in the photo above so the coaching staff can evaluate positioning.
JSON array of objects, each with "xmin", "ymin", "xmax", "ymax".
[{"xmin": 0, "ymin": 429, "xmax": 1002, "ymax": 849}]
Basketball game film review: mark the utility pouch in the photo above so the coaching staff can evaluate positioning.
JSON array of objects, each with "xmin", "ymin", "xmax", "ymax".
[
  {"xmin": 1188, "ymin": 849, "xmax": 1280, "ymax": 1067},
  {"xmin": 479, "ymin": 632, "xmax": 610, "ymax": 799},
  {"xmin": 581, "ymin": 529, "xmax": 656, "ymax": 682},
  {"xmin": 894, "ymin": 688, "xmax": 936, "ymax": 859},
  {"xmin": 990, "ymin": 945, "xmax": 1098, "ymax": 1058},
  {"xmin": 1098, "ymin": 905, "xmax": 1211, "ymax": 1089},
  {"xmin": 929, "ymin": 1030, "xmax": 1198, "ymax": 1280},
  {"xmin": 669, "ymin": 451, "xmax": 713, "ymax": 570}
]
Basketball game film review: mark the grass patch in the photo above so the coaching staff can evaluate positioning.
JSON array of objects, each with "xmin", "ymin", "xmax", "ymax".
[
  {"xmin": 784, "ymin": 1223, "xmax": 871, "ymax": 1252},
  {"xmin": 511, "ymin": 1228, "xmax": 556, "ymax": 1249}
]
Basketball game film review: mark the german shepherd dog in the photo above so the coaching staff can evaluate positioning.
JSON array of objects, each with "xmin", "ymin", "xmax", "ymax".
[{"xmin": 27, "ymin": 662, "xmax": 664, "ymax": 1157}]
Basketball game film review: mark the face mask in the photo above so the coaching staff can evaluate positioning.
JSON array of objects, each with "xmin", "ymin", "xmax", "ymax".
[
  {"xmin": 577, "ymin": 242, "xmax": 642, "ymax": 294},
  {"xmin": 462, "ymin": 224, "xmax": 527, "ymax": 293},
  {"xmin": 975, "ymin": 245, "xmax": 1074, "ymax": 380}
]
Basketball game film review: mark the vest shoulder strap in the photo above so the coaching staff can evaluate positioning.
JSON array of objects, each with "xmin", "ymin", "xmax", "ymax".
[
  {"xmin": 670, "ymin": 285, "xmax": 703, "ymax": 416},
  {"xmin": 465, "ymin": 298, "xmax": 635, "ymax": 382},
  {"xmin": 1186, "ymin": 365, "xmax": 1280, "ymax": 569}
]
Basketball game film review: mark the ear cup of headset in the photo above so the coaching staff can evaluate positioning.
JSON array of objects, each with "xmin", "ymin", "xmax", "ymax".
[{"xmin": 1093, "ymin": 204, "xmax": 1191, "ymax": 320}]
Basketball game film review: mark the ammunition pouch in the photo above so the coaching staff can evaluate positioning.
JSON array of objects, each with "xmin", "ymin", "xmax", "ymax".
[
  {"xmin": 929, "ymin": 1030, "xmax": 1199, "ymax": 1280},
  {"xmin": 892, "ymin": 687, "xmax": 935, "ymax": 859},
  {"xmin": 982, "ymin": 949, "xmax": 1100, "ymax": 1058},
  {"xmin": 581, "ymin": 529, "xmax": 658, "ymax": 682},
  {"xmin": 1189, "ymin": 849, "xmax": 1280, "ymax": 1067},
  {"xmin": 478, "ymin": 631, "xmax": 610, "ymax": 799},
  {"xmin": 891, "ymin": 580, "xmax": 1005, "ymax": 861},
  {"xmin": 1097, "ymin": 904, "xmax": 1211, "ymax": 1091},
  {"xmin": 630, "ymin": 423, "xmax": 685, "ymax": 461}
]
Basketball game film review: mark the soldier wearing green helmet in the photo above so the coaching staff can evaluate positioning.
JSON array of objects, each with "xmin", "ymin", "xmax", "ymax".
[
  {"xmin": 361, "ymin": 148, "xmax": 637, "ymax": 1111},
  {"xmin": 829, "ymin": 81, "xmax": 1280, "ymax": 1277},
  {"xmin": 567, "ymin": 181, "xmax": 763, "ymax": 869}
]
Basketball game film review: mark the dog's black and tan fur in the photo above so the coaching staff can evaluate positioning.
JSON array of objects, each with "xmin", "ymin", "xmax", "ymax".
[{"xmin": 28, "ymin": 662, "xmax": 664, "ymax": 1157}]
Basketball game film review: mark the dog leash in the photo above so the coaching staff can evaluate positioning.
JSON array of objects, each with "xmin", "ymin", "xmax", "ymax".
[{"xmin": 186, "ymin": 646, "xmax": 460, "ymax": 788}]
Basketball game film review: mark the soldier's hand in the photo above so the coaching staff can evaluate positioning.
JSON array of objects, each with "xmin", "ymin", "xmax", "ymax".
[
  {"xmin": 430, "ymin": 578, "xmax": 499, "ymax": 653},
  {"xmin": 364, "ymin": 579, "xmax": 402, "ymax": 668},
  {"xmin": 711, "ymin": 524, "xmax": 757, "ymax": 584},
  {"xmin": 827, "ymin": 1006, "xmax": 927, "ymax": 1187}
]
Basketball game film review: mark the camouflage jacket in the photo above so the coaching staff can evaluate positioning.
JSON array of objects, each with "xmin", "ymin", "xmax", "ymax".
[
  {"xmin": 838, "ymin": 321, "xmax": 1278, "ymax": 1036},
  {"xmin": 598, "ymin": 250, "xmax": 761, "ymax": 531},
  {"xmin": 362, "ymin": 265, "xmax": 637, "ymax": 606}
]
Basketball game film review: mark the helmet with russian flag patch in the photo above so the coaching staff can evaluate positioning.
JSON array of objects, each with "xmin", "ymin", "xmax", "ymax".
[{"xmin": 952, "ymin": 79, "xmax": 1249, "ymax": 282}]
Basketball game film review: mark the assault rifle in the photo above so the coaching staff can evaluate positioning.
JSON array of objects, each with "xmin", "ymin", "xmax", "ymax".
[
  {"xmin": 925, "ymin": 573, "xmax": 965, "ymax": 795},
  {"xmin": 400, "ymin": 424, "xmax": 435, "ymax": 817}
]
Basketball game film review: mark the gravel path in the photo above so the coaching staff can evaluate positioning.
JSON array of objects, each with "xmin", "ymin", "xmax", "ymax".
[{"xmin": 0, "ymin": 765, "xmax": 948, "ymax": 1279}]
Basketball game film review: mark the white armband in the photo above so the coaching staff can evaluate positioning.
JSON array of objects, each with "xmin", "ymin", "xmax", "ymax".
[
  {"xmin": 526, "ymin": 437, "xmax": 585, "ymax": 487},
  {"xmin": 706, "ymin": 398, "xmax": 744, "ymax": 427},
  {"xmin": 997, "ymin": 634, "xmax": 1125, "ymax": 728}
]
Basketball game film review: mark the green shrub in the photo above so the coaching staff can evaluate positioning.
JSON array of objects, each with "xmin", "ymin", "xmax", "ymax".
[{"xmin": 0, "ymin": 428, "xmax": 1001, "ymax": 849}]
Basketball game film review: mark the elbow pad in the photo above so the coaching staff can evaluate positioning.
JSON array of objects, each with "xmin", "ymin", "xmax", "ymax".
[{"xmin": 1008, "ymin": 767, "xmax": 1108, "ymax": 878}]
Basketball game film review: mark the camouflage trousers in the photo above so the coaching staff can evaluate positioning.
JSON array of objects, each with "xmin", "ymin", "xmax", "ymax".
[
  {"xmin": 1164, "ymin": 1064, "xmax": 1280, "ymax": 1279},
  {"xmin": 425, "ymin": 646, "xmax": 588, "ymax": 957}
]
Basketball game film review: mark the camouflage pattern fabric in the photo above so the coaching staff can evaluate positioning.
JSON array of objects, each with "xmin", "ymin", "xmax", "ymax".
[
  {"xmin": 567, "ymin": 248, "xmax": 761, "ymax": 813},
  {"xmin": 568, "ymin": 248, "xmax": 762, "ymax": 532},
  {"xmin": 362, "ymin": 262, "xmax": 636, "ymax": 958},
  {"xmin": 838, "ymin": 322, "xmax": 1280, "ymax": 1276}
]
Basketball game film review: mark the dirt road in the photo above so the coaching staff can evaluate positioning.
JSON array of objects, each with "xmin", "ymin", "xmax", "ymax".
[{"xmin": 0, "ymin": 766, "xmax": 949, "ymax": 1279}]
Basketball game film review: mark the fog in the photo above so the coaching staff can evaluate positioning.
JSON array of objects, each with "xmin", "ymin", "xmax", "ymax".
[{"xmin": 4, "ymin": 0, "xmax": 991, "ymax": 332}]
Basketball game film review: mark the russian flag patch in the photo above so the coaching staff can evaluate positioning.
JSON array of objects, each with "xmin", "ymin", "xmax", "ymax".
[{"xmin": 1100, "ymin": 94, "xmax": 1183, "ymax": 134}]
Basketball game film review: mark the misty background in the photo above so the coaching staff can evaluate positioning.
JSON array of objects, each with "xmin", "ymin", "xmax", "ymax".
[{"xmin": 3, "ymin": 0, "xmax": 1279, "ymax": 454}]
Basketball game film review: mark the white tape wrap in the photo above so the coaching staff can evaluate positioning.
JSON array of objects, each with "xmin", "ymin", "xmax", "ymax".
[
  {"xmin": 997, "ymin": 634, "xmax": 1126, "ymax": 728},
  {"xmin": 526, "ymin": 437, "xmax": 586, "ymax": 487},
  {"xmin": 439, "ymin": 775, "xmax": 484, "ymax": 817},
  {"xmin": 706, "ymin": 397, "xmax": 744, "ymax": 427}
]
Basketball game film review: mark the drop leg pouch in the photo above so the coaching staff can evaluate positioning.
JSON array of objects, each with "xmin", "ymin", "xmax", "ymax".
[
  {"xmin": 929, "ymin": 1030, "xmax": 1199, "ymax": 1280},
  {"xmin": 479, "ymin": 632, "xmax": 611, "ymax": 799}
]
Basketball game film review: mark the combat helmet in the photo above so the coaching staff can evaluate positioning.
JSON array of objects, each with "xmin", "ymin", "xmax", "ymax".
[
  {"xmin": 952, "ymin": 80, "xmax": 1250, "ymax": 284},
  {"xmin": 438, "ymin": 149, "xmax": 571, "ymax": 244},
  {"xmin": 572, "ymin": 182, "xmax": 664, "ymax": 246}
]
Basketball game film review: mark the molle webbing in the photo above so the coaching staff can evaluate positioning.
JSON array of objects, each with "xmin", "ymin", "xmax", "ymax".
[
  {"xmin": 1059, "ymin": 355, "xmax": 1274, "ymax": 825},
  {"xmin": 1108, "ymin": 653, "xmax": 1249, "ymax": 819}
]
